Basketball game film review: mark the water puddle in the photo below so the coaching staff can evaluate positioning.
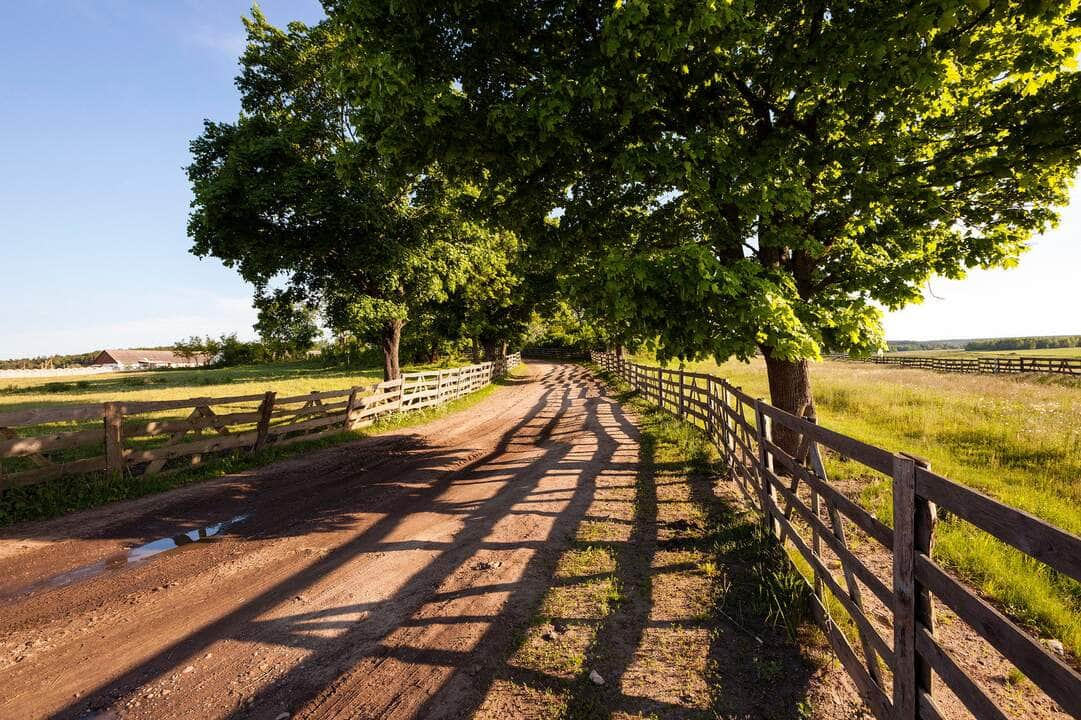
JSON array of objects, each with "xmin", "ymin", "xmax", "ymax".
[{"xmin": 5, "ymin": 514, "xmax": 250, "ymax": 599}]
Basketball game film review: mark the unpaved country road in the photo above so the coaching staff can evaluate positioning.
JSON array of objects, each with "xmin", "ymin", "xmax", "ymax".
[{"xmin": 0, "ymin": 362, "xmax": 640, "ymax": 720}]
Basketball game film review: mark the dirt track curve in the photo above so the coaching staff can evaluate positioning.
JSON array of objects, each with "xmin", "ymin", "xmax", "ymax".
[{"xmin": 0, "ymin": 362, "xmax": 646, "ymax": 720}]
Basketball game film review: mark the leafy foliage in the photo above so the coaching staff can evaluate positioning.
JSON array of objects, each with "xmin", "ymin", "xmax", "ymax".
[
  {"xmin": 188, "ymin": 11, "xmax": 532, "ymax": 378},
  {"xmin": 253, "ymin": 289, "xmax": 321, "ymax": 361},
  {"xmin": 325, "ymin": 0, "xmax": 1081, "ymax": 373}
]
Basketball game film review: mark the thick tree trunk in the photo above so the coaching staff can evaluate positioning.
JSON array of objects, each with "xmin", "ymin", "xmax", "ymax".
[
  {"xmin": 615, "ymin": 345, "xmax": 624, "ymax": 358},
  {"xmin": 761, "ymin": 348, "xmax": 815, "ymax": 456},
  {"xmin": 382, "ymin": 319, "xmax": 403, "ymax": 381},
  {"xmin": 471, "ymin": 338, "xmax": 480, "ymax": 364},
  {"xmin": 498, "ymin": 340, "xmax": 508, "ymax": 358},
  {"xmin": 481, "ymin": 338, "xmax": 498, "ymax": 362}
]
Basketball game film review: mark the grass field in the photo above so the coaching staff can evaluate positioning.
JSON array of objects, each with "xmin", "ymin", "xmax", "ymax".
[
  {"xmin": 638, "ymin": 354, "xmax": 1081, "ymax": 660},
  {"xmin": 0, "ymin": 360, "xmax": 403, "ymax": 417}
]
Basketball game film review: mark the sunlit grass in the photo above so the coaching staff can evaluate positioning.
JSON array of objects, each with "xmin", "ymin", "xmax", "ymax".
[{"xmin": 0, "ymin": 358, "xmax": 479, "ymax": 415}]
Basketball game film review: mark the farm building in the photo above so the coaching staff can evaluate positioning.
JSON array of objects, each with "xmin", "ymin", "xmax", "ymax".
[{"xmin": 91, "ymin": 349, "xmax": 211, "ymax": 369}]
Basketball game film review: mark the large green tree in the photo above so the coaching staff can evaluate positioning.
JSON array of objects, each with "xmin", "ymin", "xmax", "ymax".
[
  {"xmin": 187, "ymin": 10, "xmax": 504, "ymax": 380},
  {"xmin": 327, "ymin": 0, "xmax": 1081, "ymax": 433}
]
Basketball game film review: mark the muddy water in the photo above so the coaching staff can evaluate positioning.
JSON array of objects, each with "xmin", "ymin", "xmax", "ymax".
[{"xmin": 4, "ymin": 514, "xmax": 250, "ymax": 599}]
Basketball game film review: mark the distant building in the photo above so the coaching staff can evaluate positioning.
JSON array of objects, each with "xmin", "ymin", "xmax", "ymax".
[{"xmin": 90, "ymin": 349, "xmax": 211, "ymax": 369}]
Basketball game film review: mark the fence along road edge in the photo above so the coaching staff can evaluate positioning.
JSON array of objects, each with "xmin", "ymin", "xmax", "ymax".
[
  {"xmin": 593, "ymin": 351, "xmax": 1080, "ymax": 720},
  {"xmin": 0, "ymin": 354, "xmax": 520, "ymax": 490}
]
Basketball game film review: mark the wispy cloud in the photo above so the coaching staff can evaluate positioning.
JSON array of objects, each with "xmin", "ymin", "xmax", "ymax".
[{"xmin": 186, "ymin": 26, "xmax": 247, "ymax": 58}]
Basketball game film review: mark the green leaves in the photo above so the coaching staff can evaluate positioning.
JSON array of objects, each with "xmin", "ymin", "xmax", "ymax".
[{"xmin": 189, "ymin": 9, "xmax": 534, "ymax": 361}]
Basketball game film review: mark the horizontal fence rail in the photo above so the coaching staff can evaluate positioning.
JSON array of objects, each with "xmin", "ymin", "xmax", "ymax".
[
  {"xmin": 0, "ymin": 353, "xmax": 519, "ymax": 491},
  {"xmin": 827, "ymin": 354, "xmax": 1081, "ymax": 376},
  {"xmin": 591, "ymin": 352, "xmax": 1081, "ymax": 720}
]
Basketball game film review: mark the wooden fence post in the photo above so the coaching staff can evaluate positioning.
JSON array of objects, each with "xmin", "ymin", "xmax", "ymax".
[
  {"xmin": 103, "ymin": 402, "xmax": 124, "ymax": 477},
  {"xmin": 754, "ymin": 398, "xmax": 778, "ymax": 536},
  {"xmin": 893, "ymin": 453, "xmax": 919, "ymax": 719},
  {"xmin": 344, "ymin": 387, "xmax": 360, "ymax": 431},
  {"xmin": 908, "ymin": 453, "xmax": 937, "ymax": 709},
  {"xmin": 254, "ymin": 391, "xmax": 276, "ymax": 450},
  {"xmin": 678, "ymin": 366, "xmax": 686, "ymax": 419}
]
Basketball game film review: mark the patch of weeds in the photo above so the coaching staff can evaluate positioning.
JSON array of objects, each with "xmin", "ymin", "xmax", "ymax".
[
  {"xmin": 754, "ymin": 656, "xmax": 785, "ymax": 682},
  {"xmin": 556, "ymin": 546, "xmax": 616, "ymax": 578},
  {"xmin": 748, "ymin": 556, "xmax": 811, "ymax": 642}
]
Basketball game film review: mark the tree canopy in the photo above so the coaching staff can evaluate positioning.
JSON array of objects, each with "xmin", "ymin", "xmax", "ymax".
[
  {"xmin": 187, "ymin": 10, "xmax": 533, "ymax": 378},
  {"xmin": 324, "ymin": 0, "xmax": 1081, "ymax": 421},
  {"xmin": 190, "ymin": 2, "xmax": 1081, "ymax": 428}
]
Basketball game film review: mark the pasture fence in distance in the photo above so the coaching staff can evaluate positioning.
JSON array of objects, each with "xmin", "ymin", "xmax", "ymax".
[
  {"xmin": 0, "ymin": 354, "xmax": 520, "ymax": 491},
  {"xmin": 592, "ymin": 351, "xmax": 1080, "ymax": 720},
  {"xmin": 827, "ymin": 353, "xmax": 1081, "ymax": 376}
]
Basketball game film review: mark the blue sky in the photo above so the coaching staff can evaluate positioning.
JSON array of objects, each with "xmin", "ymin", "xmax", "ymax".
[
  {"xmin": 0, "ymin": 1, "xmax": 1078, "ymax": 359},
  {"xmin": 0, "ymin": 1, "xmax": 323, "ymax": 360}
]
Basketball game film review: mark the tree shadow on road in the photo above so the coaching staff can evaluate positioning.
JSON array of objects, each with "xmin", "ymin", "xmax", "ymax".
[{"xmin": 35, "ymin": 363, "xmax": 831, "ymax": 720}]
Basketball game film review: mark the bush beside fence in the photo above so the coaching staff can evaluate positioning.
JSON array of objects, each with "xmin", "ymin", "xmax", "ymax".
[
  {"xmin": 0, "ymin": 354, "xmax": 519, "ymax": 491},
  {"xmin": 592, "ymin": 351, "xmax": 1080, "ymax": 720}
]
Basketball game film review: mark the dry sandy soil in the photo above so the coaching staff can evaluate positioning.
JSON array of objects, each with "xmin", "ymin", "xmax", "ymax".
[{"xmin": 0, "ymin": 362, "xmax": 863, "ymax": 720}]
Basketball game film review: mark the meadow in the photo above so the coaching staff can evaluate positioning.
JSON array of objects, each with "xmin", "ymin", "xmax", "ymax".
[
  {"xmin": 0, "ymin": 360, "xmax": 394, "ymax": 417},
  {"xmin": 659, "ymin": 356, "xmax": 1081, "ymax": 660}
]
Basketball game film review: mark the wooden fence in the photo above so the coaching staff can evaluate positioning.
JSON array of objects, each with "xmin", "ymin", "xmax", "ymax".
[
  {"xmin": 0, "ymin": 354, "xmax": 519, "ymax": 492},
  {"xmin": 592, "ymin": 351, "xmax": 1081, "ymax": 720},
  {"xmin": 828, "ymin": 354, "xmax": 1081, "ymax": 376}
]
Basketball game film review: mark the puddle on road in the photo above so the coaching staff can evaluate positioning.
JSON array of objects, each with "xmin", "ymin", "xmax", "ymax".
[{"xmin": 5, "ymin": 514, "xmax": 250, "ymax": 599}]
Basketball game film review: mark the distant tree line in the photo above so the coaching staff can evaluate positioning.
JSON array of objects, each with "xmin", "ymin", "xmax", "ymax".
[
  {"xmin": 887, "ymin": 340, "xmax": 967, "ymax": 352},
  {"xmin": 0, "ymin": 352, "xmax": 97, "ymax": 371},
  {"xmin": 964, "ymin": 336, "xmax": 1081, "ymax": 352}
]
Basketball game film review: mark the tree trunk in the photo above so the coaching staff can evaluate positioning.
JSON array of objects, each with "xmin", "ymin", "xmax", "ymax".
[
  {"xmin": 382, "ymin": 319, "xmax": 403, "ymax": 381},
  {"xmin": 481, "ymin": 338, "xmax": 498, "ymax": 362},
  {"xmin": 499, "ymin": 340, "xmax": 508, "ymax": 358},
  {"xmin": 761, "ymin": 347, "xmax": 815, "ymax": 456},
  {"xmin": 615, "ymin": 345, "xmax": 624, "ymax": 358},
  {"xmin": 471, "ymin": 338, "xmax": 480, "ymax": 363}
]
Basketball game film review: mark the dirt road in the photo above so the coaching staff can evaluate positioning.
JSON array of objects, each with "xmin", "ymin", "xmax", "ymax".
[{"xmin": 0, "ymin": 362, "xmax": 647, "ymax": 719}]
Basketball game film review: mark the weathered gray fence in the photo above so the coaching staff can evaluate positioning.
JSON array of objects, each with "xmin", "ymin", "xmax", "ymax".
[
  {"xmin": 592, "ymin": 351, "xmax": 1080, "ymax": 720},
  {"xmin": 0, "ymin": 354, "xmax": 519, "ymax": 490}
]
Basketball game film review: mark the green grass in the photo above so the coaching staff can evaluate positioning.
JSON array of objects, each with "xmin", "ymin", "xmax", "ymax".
[
  {"xmin": 0, "ymin": 358, "xmax": 472, "ymax": 415},
  {"xmin": 0, "ymin": 362, "xmax": 524, "ymax": 526},
  {"xmin": 642, "ymin": 353, "xmax": 1081, "ymax": 660}
]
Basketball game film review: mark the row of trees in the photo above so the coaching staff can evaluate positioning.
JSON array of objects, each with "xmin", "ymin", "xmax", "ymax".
[
  {"xmin": 0, "ymin": 352, "xmax": 97, "ymax": 371},
  {"xmin": 189, "ymin": 2, "xmax": 1081, "ymax": 432},
  {"xmin": 965, "ymin": 335, "xmax": 1081, "ymax": 352}
]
